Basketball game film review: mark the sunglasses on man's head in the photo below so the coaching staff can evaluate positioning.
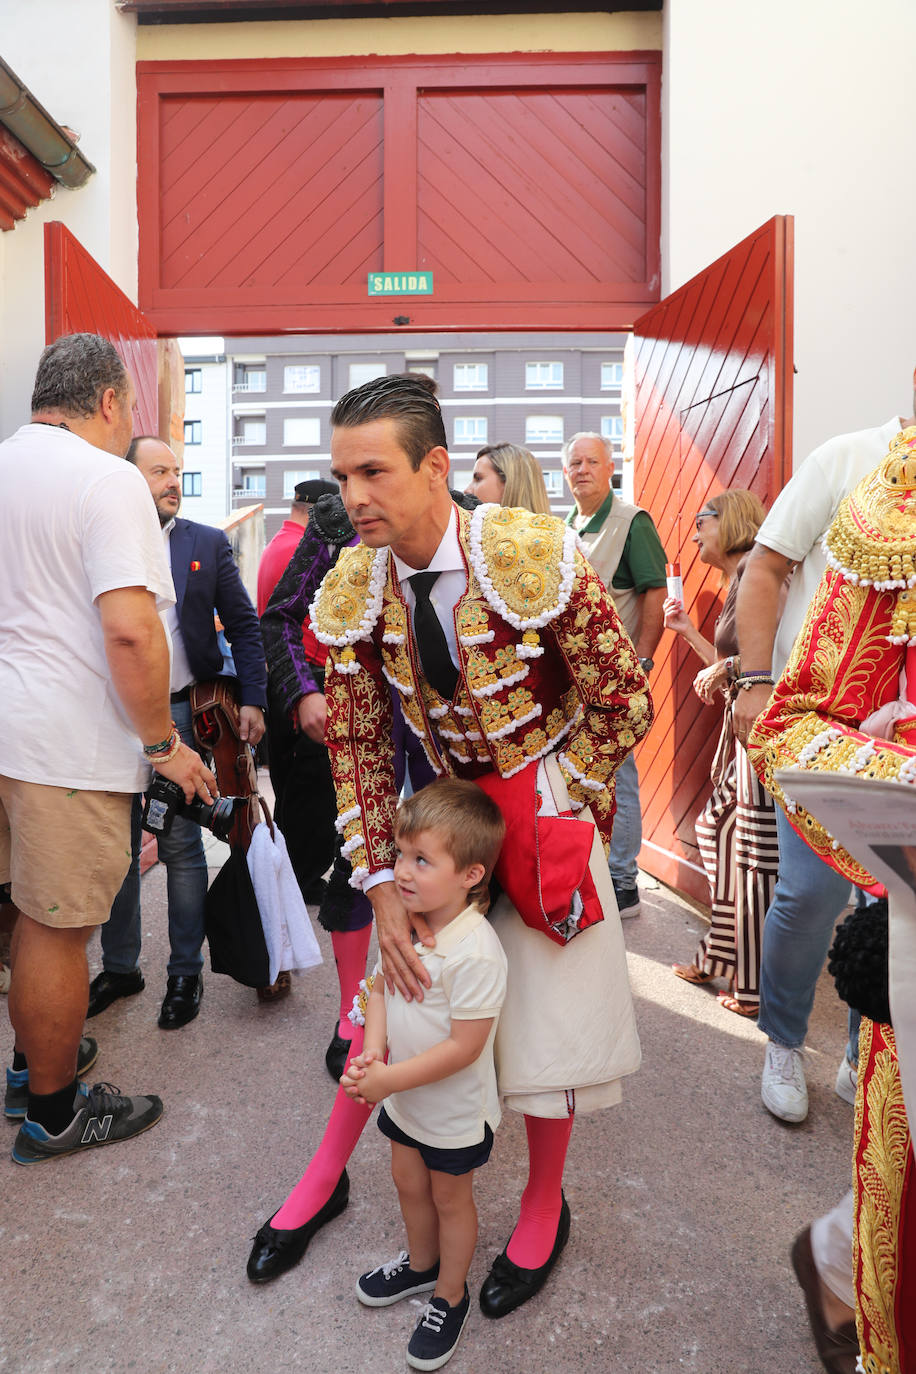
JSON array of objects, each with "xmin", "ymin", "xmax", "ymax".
[{"xmin": 694, "ymin": 510, "xmax": 717, "ymax": 530}]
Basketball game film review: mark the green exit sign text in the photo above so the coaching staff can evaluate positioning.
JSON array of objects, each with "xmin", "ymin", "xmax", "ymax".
[{"xmin": 368, "ymin": 271, "xmax": 433, "ymax": 296}]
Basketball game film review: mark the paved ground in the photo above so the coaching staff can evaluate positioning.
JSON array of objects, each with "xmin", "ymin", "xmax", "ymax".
[{"xmin": 2, "ymin": 827, "xmax": 855, "ymax": 1374}]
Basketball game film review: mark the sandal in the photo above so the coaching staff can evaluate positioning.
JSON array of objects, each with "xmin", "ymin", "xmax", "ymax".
[
  {"xmin": 672, "ymin": 962, "xmax": 715, "ymax": 985},
  {"xmin": 717, "ymin": 991, "xmax": 759, "ymax": 1018}
]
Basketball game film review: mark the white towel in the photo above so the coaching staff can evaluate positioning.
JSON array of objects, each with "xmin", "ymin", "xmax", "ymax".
[{"xmin": 246, "ymin": 821, "xmax": 323, "ymax": 986}]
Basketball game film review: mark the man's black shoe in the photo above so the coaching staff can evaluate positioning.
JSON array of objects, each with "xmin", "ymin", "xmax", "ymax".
[
  {"xmin": 247, "ymin": 1170, "xmax": 350, "ymax": 1284},
  {"xmin": 479, "ymin": 1196, "xmax": 570, "ymax": 1318},
  {"xmin": 87, "ymin": 969, "xmax": 145, "ymax": 1018},
  {"xmin": 158, "ymin": 974, "xmax": 202, "ymax": 1029},
  {"xmin": 325, "ymin": 1031, "xmax": 353, "ymax": 1083}
]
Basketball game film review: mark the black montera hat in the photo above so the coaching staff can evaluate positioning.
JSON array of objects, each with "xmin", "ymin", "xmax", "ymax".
[{"xmin": 294, "ymin": 478, "xmax": 339, "ymax": 504}]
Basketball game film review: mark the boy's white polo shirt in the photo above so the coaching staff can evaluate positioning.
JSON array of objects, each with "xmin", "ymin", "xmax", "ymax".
[{"xmin": 381, "ymin": 905, "xmax": 508, "ymax": 1150}]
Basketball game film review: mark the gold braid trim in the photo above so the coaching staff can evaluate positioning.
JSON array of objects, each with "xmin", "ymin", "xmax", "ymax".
[{"xmin": 854, "ymin": 1020, "xmax": 909, "ymax": 1374}]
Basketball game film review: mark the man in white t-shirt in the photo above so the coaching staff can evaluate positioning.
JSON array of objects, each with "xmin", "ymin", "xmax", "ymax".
[
  {"xmin": 0, "ymin": 333, "xmax": 216, "ymax": 1166},
  {"xmin": 733, "ymin": 397, "xmax": 913, "ymax": 1125}
]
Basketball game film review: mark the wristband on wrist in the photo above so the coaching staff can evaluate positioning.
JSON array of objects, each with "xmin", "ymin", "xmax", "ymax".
[
  {"xmin": 143, "ymin": 725, "xmax": 180, "ymax": 761},
  {"xmin": 734, "ymin": 673, "xmax": 774, "ymax": 691}
]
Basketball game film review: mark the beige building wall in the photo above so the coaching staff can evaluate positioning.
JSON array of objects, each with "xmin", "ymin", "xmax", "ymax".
[
  {"xmin": 136, "ymin": 11, "xmax": 662, "ymax": 60},
  {"xmin": 0, "ymin": 0, "xmax": 139, "ymax": 435},
  {"xmin": 663, "ymin": 0, "xmax": 916, "ymax": 466}
]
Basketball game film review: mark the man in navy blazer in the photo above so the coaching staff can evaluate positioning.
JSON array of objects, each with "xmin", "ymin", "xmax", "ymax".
[{"xmin": 87, "ymin": 437, "xmax": 267, "ymax": 1029}]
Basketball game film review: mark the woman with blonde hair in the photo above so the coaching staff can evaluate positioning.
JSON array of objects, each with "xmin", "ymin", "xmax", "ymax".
[
  {"xmin": 465, "ymin": 443, "xmax": 552, "ymax": 515},
  {"xmin": 664, "ymin": 487, "xmax": 778, "ymax": 1017}
]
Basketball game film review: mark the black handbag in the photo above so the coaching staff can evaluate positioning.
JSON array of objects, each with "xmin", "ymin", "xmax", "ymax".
[{"xmin": 204, "ymin": 844, "xmax": 270, "ymax": 989}]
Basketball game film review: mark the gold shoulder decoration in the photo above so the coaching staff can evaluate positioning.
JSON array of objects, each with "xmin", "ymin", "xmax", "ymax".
[
  {"xmin": 467, "ymin": 503, "xmax": 578, "ymax": 633},
  {"xmin": 310, "ymin": 544, "xmax": 389, "ymax": 648},
  {"xmin": 825, "ymin": 427, "xmax": 916, "ymax": 642}
]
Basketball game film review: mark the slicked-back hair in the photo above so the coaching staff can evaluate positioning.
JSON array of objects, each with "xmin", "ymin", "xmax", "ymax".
[
  {"xmin": 330, "ymin": 372, "xmax": 447, "ymax": 471},
  {"xmin": 394, "ymin": 778, "xmax": 505, "ymax": 910},
  {"xmin": 31, "ymin": 333, "xmax": 129, "ymax": 419}
]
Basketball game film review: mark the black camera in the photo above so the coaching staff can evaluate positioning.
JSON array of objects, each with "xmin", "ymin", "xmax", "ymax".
[{"xmin": 141, "ymin": 775, "xmax": 246, "ymax": 844}]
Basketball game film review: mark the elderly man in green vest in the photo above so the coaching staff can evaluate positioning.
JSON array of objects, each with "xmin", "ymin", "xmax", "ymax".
[{"xmin": 563, "ymin": 432, "xmax": 666, "ymax": 918}]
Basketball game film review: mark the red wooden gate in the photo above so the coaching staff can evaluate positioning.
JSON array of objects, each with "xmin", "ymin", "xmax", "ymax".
[
  {"xmin": 632, "ymin": 216, "xmax": 794, "ymax": 903},
  {"xmin": 44, "ymin": 221, "xmax": 161, "ymax": 871},
  {"xmin": 136, "ymin": 53, "xmax": 660, "ymax": 336},
  {"xmin": 44, "ymin": 222, "xmax": 159, "ymax": 435}
]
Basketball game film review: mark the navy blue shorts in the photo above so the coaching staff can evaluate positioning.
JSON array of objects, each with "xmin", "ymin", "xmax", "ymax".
[{"xmin": 377, "ymin": 1107, "xmax": 494, "ymax": 1176}]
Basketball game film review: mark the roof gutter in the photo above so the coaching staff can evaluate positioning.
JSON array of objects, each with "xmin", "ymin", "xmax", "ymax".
[{"xmin": 0, "ymin": 56, "xmax": 95, "ymax": 189}]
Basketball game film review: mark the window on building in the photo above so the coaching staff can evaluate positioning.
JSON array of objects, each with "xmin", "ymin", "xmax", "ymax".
[
  {"xmin": 185, "ymin": 368, "xmax": 202, "ymax": 394},
  {"xmin": 408, "ymin": 363, "xmax": 437, "ymax": 380},
  {"xmin": 283, "ymin": 469, "xmax": 321, "ymax": 500},
  {"xmin": 283, "ymin": 417, "xmax": 321, "ymax": 446},
  {"xmin": 525, "ymin": 416, "xmax": 563, "ymax": 444},
  {"xmin": 235, "ymin": 416, "xmax": 266, "ymax": 446},
  {"xmin": 235, "ymin": 365, "xmax": 266, "ymax": 392},
  {"xmin": 453, "ymin": 362, "xmax": 488, "ymax": 391},
  {"xmin": 349, "ymin": 362, "xmax": 387, "ymax": 389},
  {"xmin": 284, "ymin": 364, "xmax": 320, "ymax": 393},
  {"xmin": 543, "ymin": 470, "xmax": 564, "ymax": 497},
  {"xmin": 184, "ymin": 420, "xmax": 202, "ymax": 446},
  {"xmin": 242, "ymin": 473, "xmax": 266, "ymax": 498},
  {"xmin": 601, "ymin": 415, "xmax": 624, "ymax": 445},
  {"xmin": 601, "ymin": 361, "xmax": 624, "ymax": 391},
  {"xmin": 182, "ymin": 471, "xmax": 203, "ymax": 497},
  {"xmin": 526, "ymin": 361, "xmax": 564, "ymax": 390},
  {"xmin": 454, "ymin": 416, "xmax": 487, "ymax": 445}
]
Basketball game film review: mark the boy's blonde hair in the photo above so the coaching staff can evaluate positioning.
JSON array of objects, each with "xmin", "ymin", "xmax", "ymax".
[{"xmin": 394, "ymin": 779, "xmax": 505, "ymax": 909}]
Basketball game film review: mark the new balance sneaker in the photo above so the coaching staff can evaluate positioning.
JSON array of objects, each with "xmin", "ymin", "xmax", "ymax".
[
  {"xmin": 407, "ymin": 1286, "xmax": 471, "ymax": 1371},
  {"xmin": 4, "ymin": 1035, "xmax": 99, "ymax": 1121},
  {"xmin": 11, "ymin": 1080, "xmax": 163, "ymax": 1164},
  {"xmin": 835, "ymin": 1056, "xmax": 858, "ymax": 1107},
  {"xmin": 612, "ymin": 882, "xmax": 642, "ymax": 919},
  {"xmin": 357, "ymin": 1250, "xmax": 440, "ymax": 1307},
  {"xmin": 761, "ymin": 1041, "xmax": 808, "ymax": 1123}
]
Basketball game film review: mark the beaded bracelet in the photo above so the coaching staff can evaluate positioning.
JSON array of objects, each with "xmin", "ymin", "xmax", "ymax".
[
  {"xmin": 734, "ymin": 673, "xmax": 774, "ymax": 692},
  {"xmin": 143, "ymin": 726, "xmax": 181, "ymax": 762}
]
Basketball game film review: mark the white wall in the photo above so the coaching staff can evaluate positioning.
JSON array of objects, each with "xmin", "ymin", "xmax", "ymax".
[
  {"xmin": 663, "ymin": 0, "xmax": 916, "ymax": 466},
  {"xmin": 0, "ymin": 0, "xmax": 137, "ymax": 436}
]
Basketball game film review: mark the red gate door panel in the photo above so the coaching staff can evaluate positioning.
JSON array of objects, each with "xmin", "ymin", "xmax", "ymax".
[
  {"xmin": 44, "ymin": 222, "xmax": 159, "ymax": 435},
  {"xmin": 44, "ymin": 221, "xmax": 161, "ymax": 871},
  {"xmin": 632, "ymin": 216, "xmax": 793, "ymax": 903},
  {"xmin": 137, "ymin": 53, "xmax": 661, "ymax": 335}
]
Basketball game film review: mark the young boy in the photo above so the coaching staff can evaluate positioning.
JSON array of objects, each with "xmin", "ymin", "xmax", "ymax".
[{"xmin": 341, "ymin": 778, "xmax": 507, "ymax": 1371}]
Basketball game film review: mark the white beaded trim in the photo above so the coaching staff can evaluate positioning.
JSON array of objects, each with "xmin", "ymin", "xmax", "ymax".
[
  {"xmin": 347, "ymin": 978, "xmax": 371, "ymax": 1027},
  {"xmin": 900, "ymin": 756, "xmax": 916, "ymax": 784},
  {"xmin": 438, "ymin": 728, "xmax": 464, "ymax": 741},
  {"xmin": 340, "ymin": 833, "xmax": 365, "ymax": 859},
  {"xmin": 839, "ymin": 739, "xmax": 878, "ymax": 774},
  {"xmin": 797, "ymin": 727, "xmax": 842, "ymax": 766},
  {"xmin": 335, "ymin": 805, "xmax": 361, "ymax": 833},
  {"xmin": 310, "ymin": 545, "xmax": 389, "ymax": 647},
  {"xmin": 349, "ymin": 864, "xmax": 370, "ymax": 890},
  {"xmin": 497, "ymin": 711, "xmax": 582, "ymax": 779},
  {"xmin": 382, "ymin": 663, "xmax": 414, "ymax": 697},
  {"xmin": 382, "ymin": 631, "xmax": 405, "ymax": 644},
  {"xmin": 333, "ymin": 658, "xmax": 361, "ymax": 675},
  {"xmin": 459, "ymin": 631, "xmax": 495, "ymax": 646},
  {"xmin": 447, "ymin": 746, "xmax": 472, "ymax": 763},
  {"xmin": 453, "ymin": 704, "xmax": 473, "ymax": 717},
  {"xmin": 468, "ymin": 504, "xmax": 577, "ymax": 631},
  {"xmin": 470, "ymin": 665, "xmax": 528, "ymax": 698},
  {"xmin": 517, "ymin": 642, "xmax": 545, "ymax": 659},
  {"xmin": 484, "ymin": 704, "xmax": 543, "ymax": 741},
  {"xmin": 557, "ymin": 750, "xmax": 604, "ymax": 792},
  {"xmin": 821, "ymin": 533, "xmax": 916, "ymax": 592},
  {"xmin": 402, "ymin": 713, "xmax": 427, "ymax": 741}
]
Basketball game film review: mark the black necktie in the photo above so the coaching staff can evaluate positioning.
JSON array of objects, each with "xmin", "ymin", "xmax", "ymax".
[{"xmin": 409, "ymin": 571, "xmax": 458, "ymax": 701}]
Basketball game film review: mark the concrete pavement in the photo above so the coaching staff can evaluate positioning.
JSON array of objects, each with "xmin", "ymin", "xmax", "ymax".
[{"xmin": 3, "ymin": 841, "xmax": 854, "ymax": 1374}]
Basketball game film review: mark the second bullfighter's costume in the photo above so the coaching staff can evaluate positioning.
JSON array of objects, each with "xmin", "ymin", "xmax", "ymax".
[
  {"xmin": 749, "ymin": 428, "xmax": 916, "ymax": 1374},
  {"xmin": 313, "ymin": 500, "xmax": 650, "ymax": 1112}
]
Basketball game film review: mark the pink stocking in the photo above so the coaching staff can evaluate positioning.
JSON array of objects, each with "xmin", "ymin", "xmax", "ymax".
[
  {"xmin": 505, "ymin": 1111, "xmax": 574, "ymax": 1269},
  {"xmin": 271, "ymin": 1023, "xmax": 372, "ymax": 1229},
  {"xmin": 331, "ymin": 927, "xmax": 372, "ymax": 1039}
]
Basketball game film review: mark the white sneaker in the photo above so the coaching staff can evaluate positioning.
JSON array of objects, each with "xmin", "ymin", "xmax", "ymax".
[
  {"xmin": 761, "ymin": 1041, "xmax": 808, "ymax": 1122},
  {"xmin": 835, "ymin": 1056, "xmax": 857, "ymax": 1106}
]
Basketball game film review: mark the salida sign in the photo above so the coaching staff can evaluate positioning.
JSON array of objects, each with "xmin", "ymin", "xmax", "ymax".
[{"xmin": 367, "ymin": 271, "xmax": 434, "ymax": 297}]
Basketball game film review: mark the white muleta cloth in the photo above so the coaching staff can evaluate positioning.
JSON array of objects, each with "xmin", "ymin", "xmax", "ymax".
[{"xmin": 246, "ymin": 821, "xmax": 323, "ymax": 985}]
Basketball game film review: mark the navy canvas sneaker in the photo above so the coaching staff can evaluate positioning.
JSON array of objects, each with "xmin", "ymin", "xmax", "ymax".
[
  {"xmin": 407, "ymin": 1285, "xmax": 471, "ymax": 1371},
  {"xmin": 357, "ymin": 1250, "xmax": 440, "ymax": 1307}
]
